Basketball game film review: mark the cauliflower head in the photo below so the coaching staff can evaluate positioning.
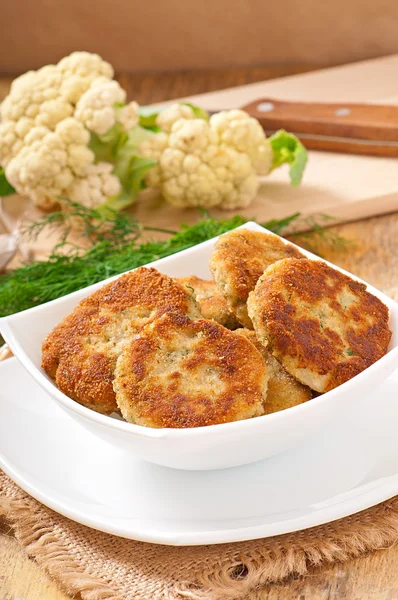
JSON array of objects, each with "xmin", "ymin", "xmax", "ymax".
[
  {"xmin": 140, "ymin": 105, "xmax": 307, "ymax": 210},
  {"xmin": 6, "ymin": 118, "xmax": 120, "ymax": 209},
  {"xmin": 0, "ymin": 52, "xmax": 142, "ymax": 209},
  {"xmin": 140, "ymin": 116, "xmax": 259, "ymax": 209}
]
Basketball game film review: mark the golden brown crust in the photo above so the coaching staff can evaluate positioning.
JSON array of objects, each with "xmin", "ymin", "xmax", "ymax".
[
  {"xmin": 114, "ymin": 313, "xmax": 268, "ymax": 428},
  {"xmin": 55, "ymin": 352, "xmax": 116, "ymax": 415},
  {"xmin": 209, "ymin": 229, "xmax": 304, "ymax": 327},
  {"xmin": 41, "ymin": 267, "xmax": 201, "ymax": 414},
  {"xmin": 235, "ymin": 328, "xmax": 312, "ymax": 413},
  {"xmin": 177, "ymin": 275, "xmax": 239, "ymax": 329},
  {"xmin": 247, "ymin": 258, "xmax": 392, "ymax": 393}
]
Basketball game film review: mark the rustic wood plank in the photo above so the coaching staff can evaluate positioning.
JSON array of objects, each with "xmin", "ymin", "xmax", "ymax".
[
  {"xmin": 253, "ymin": 546, "xmax": 398, "ymax": 599},
  {"xmin": 0, "ymin": 531, "xmax": 71, "ymax": 600},
  {"xmin": 293, "ymin": 211, "xmax": 398, "ymax": 301}
]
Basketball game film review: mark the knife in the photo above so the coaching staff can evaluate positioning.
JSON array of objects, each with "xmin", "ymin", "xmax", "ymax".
[{"xmin": 236, "ymin": 98, "xmax": 398, "ymax": 157}]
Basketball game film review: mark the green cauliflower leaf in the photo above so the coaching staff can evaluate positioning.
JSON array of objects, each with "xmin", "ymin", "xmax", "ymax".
[
  {"xmin": 269, "ymin": 130, "xmax": 308, "ymax": 186},
  {"xmin": 0, "ymin": 168, "xmax": 16, "ymax": 196}
]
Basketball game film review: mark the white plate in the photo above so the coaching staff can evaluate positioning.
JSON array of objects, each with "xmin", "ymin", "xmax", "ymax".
[
  {"xmin": 2, "ymin": 222, "xmax": 398, "ymax": 470},
  {"xmin": 2, "ymin": 356, "xmax": 398, "ymax": 546}
]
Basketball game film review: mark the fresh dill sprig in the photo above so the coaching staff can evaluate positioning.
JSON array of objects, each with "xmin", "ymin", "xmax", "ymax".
[
  {"xmin": 23, "ymin": 199, "xmax": 179, "ymax": 255},
  {"xmin": 23, "ymin": 198, "xmax": 142, "ymax": 248},
  {"xmin": 289, "ymin": 214, "xmax": 352, "ymax": 257}
]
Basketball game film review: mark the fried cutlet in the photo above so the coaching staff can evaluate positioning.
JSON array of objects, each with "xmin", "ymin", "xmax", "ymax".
[
  {"xmin": 235, "ymin": 328, "xmax": 312, "ymax": 413},
  {"xmin": 177, "ymin": 275, "xmax": 239, "ymax": 329},
  {"xmin": 113, "ymin": 312, "xmax": 268, "ymax": 428},
  {"xmin": 41, "ymin": 267, "xmax": 201, "ymax": 414},
  {"xmin": 209, "ymin": 228, "xmax": 304, "ymax": 327},
  {"xmin": 247, "ymin": 258, "xmax": 392, "ymax": 393}
]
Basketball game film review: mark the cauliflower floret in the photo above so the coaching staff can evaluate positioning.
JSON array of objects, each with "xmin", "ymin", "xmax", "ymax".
[
  {"xmin": 1, "ymin": 68, "xmax": 63, "ymax": 123},
  {"xmin": 56, "ymin": 119, "xmax": 94, "ymax": 176},
  {"xmin": 56, "ymin": 52, "xmax": 113, "ymax": 83},
  {"xmin": 1, "ymin": 52, "xmax": 115, "ymax": 142},
  {"xmin": 57, "ymin": 52, "xmax": 114, "ymax": 109},
  {"xmin": 59, "ymin": 75, "xmax": 93, "ymax": 105},
  {"xmin": 75, "ymin": 78, "xmax": 125, "ymax": 134},
  {"xmin": 5, "ymin": 118, "xmax": 94, "ymax": 209},
  {"xmin": 66, "ymin": 162, "xmax": 121, "ymax": 208},
  {"xmin": 156, "ymin": 103, "xmax": 195, "ymax": 133},
  {"xmin": 169, "ymin": 118, "xmax": 217, "ymax": 153},
  {"xmin": 24, "ymin": 126, "xmax": 52, "ymax": 146},
  {"xmin": 35, "ymin": 98, "xmax": 74, "ymax": 129},
  {"xmin": 7, "ymin": 66, "xmax": 61, "ymax": 98},
  {"xmin": 0, "ymin": 122, "xmax": 24, "ymax": 166},
  {"xmin": 75, "ymin": 77, "xmax": 138, "ymax": 134},
  {"xmin": 56, "ymin": 52, "xmax": 114, "ymax": 105},
  {"xmin": 115, "ymin": 101, "xmax": 139, "ymax": 132},
  {"xmin": 55, "ymin": 117, "xmax": 91, "ymax": 146},
  {"xmin": 139, "ymin": 131, "xmax": 169, "ymax": 161},
  {"xmin": 140, "ymin": 118, "xmax": 259, "ymax": 209},
  {"xmin": 210, "ymin": 109, "xmax": 273, "ymax": 175},
  {"xmin": 0, "ymin": 120, "xmax": 50, "ymax": 173},
  {"xmin": 14, "ymin": 117, "xmax": 35, "ymax": 139},
  {"xmin": 139, "ymin": 132, "xmax": 169, "ymax": 187},
  {"xmin": 7, "ymin": 140, "xmax": 74, "ymax": 209}
]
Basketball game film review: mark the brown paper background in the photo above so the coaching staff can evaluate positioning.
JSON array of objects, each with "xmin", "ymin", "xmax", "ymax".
[{"xmin": 2, "ymin": 0, "xmax": 398, "ymax": 73}]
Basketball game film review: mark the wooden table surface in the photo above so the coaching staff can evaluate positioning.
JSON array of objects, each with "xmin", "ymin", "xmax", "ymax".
[{"xmin": 1, "ymin": 67, "xmax": 398, "ymax": 600}]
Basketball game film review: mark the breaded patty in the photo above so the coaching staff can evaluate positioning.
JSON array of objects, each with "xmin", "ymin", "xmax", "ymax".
[
  {"xmin": 209, "ymin": 228, "xmax": 304, "ymax": 327},
  {"xmin": 177, "ymin": 275, "xmax": 239, "ymax": 329},
  {"xmin": 247, "ymin": 258, "xmax": 391, "ymax": 393},
  {"xmin": 114, "ymin": 312, "xmax": 268, "ymax": 428},
  {"xmin": 235, "ymin": 328, "xmax": 312, "ymax": 414},
  {"xmin": 42, "ymin": 267, "xmax": 201, "ymax": 415}
]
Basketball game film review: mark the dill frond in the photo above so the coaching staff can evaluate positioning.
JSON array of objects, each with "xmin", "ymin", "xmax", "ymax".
[
  {"xmin": 22, "ymin": 199, "xmax": 141, "ymax": 248},
  {"xmin": 289, "ymin": 214, "xmax": 352, "ymax": 257}
]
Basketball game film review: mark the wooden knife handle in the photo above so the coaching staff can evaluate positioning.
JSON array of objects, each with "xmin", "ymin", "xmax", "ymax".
[{"xmin": 241, "ymin": 98, "xmax": 398, "ymax": 157}]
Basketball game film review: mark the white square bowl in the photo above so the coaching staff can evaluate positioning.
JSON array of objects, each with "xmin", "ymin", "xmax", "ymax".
[{"xmin": 1, "ymin": 222, "xmax": 398, "ymax": 470}]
